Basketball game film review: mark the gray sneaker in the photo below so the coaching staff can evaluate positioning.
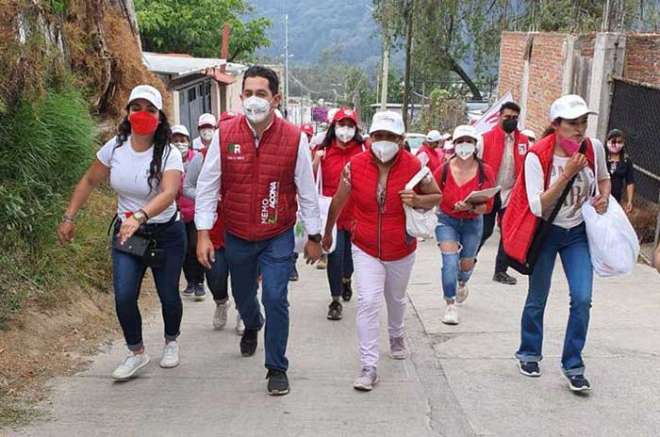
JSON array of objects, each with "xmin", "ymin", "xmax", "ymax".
[
  {"xmin": 389, "ymin": 336, "xmax": 408, "ymax": 360},
  {"xmin": 213, "ymin": 300, "xmax": 230, "ymax": 330},
  {"xmin": 194, "ymin": 283, "xmax": 206, "ymax": 301},
  {"xmin": 182, "ymin": 284, "xmax": 195, "ymax": 298},
  {"xmin": 353, "ymin": 366, "xmax": 379, "ymax": 391}
]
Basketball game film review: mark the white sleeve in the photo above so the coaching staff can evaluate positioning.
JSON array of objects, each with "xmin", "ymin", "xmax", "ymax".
[
  {"xmin": 591, "ymin": 138, "xmax": 610, "ymax": 181},
  {"xmin": 294, "ymin": 132, "xmax": 322, "ymax": 235},
  {"xmin": 96, "ymin": 137, "xmax": 117, "ymax": 167},
  {"xmin": 194, "ymin": 131, "xmax": 221, "ymax": 230},
  {"xmin": 524, "ymin": 153, "xmax": 545, "ymax": 218},
  {"xmin": 163, "ymin": 146, "xmax": 184, "ymax": 173}
]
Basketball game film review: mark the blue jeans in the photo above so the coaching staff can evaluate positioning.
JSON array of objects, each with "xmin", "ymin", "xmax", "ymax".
[
  {"xmin": 206, "ymin": 248, "xmax": 229, "ymax": 302},
  {"xmin": 111, "ymin": 220, "xmax": 185, "ymax": 351},
  {"xmin": 225, "ymin": 229, "xmax": 294, "ymax": 372},
  {"xmin": 435, "ymin": 212, "xmax": 483, "ymax": 300},
  {"xmin": 516, "ymin": 223, "xmax": 593, "ymax": 376},
  {"xmin": 327, "ymin": 230, "xmax": 354, "ymax": 297}
]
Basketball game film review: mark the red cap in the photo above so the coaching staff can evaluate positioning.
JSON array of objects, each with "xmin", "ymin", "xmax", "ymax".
[
  {"xmin": 219, "ymin": 111, "xmax": 236, "ymax": 122},
  {"xmin": 301, "ymin": 123, "xmax": 314, "ymax": 136},
  {"xmin": 333, "ymin": 107, "xmax": 358, "ymax": 124}
]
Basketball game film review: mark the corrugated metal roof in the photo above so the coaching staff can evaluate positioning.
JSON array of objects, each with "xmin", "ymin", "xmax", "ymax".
[{"xmin": 142, "ymin": 52, "xmax": 245, "ymax": 78}]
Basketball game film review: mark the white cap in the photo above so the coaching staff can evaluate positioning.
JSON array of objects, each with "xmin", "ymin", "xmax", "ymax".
[
  {"xmin": 327, "ymin": 108, "xmax": 339, "ymax": 123},
  {"xmin": 426, "ymin": 130, "xmax": 442, "ymax": 142},
  {"xmin": 128, "ymin": 85, "xmax": 163, "ymax": 110},
  {"xmin": 441, "ymin": 132, "xmax": 452, "ymax": 141},
  {"xmin": 369, "ymin": 111, "xmax": 405, "ymax": 136},
  {"xmin": 198, "ymin": 113, "xmax": 217, "ymax": 128},
  {"xmin": 521, "ymin": 128, "xmax": 536, "ymax": 140},
  {"xmin": 171, "ymin": 124, "xmax": 190, "ymax": 138},
  {"xmin": 549, "ymin": 94, "xmax": 597, "ymax": 121},
  {"xmin": 452, "ymin": 124, "xmax": 481, "ymax": 142}
]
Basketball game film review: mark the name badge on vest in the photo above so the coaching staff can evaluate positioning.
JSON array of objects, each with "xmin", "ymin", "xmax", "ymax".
[
  {"xmin": 517, "ymin": 143, "xmax": 528, "ymax": 155},
  {"xmin": 227, "ymin": 143, "xmax": 245, "ymax": 161}
]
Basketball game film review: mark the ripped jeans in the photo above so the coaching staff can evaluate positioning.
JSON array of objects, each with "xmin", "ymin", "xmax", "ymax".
[{"xmin": 434, "ymin": 212, "xmax": 484, "ymax": 301}]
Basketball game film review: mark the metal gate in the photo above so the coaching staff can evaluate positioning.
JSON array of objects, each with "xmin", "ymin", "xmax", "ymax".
[{"xmin": 178, "ymin": 80, "xmax": 213, "ymax": 135}]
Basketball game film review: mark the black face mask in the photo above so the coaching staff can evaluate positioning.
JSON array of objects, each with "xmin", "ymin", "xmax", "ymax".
[{"xmin": 502, "ymin": 118, "xmax": 518, "ymax": 133}]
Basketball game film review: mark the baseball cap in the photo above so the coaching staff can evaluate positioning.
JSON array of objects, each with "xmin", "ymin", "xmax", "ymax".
[
  {"xmin": 333, "ymin": 108, "xmax": 358, "ymax": 124},
  {"xmin": 452, "ymin": 125, "xmax": 481, "ymax": 142},
  {"xmin": 521, "ymin": 128, "xmax": 536, "ymax": 140},
  {"xmin": 327, "ymin": 108, "xmax": 339, "ymax": 123},
  {"xmin": 170, "ymin": 124, "xmax": 190, "ymax": 138},
  {"xmin": 369, "ymin": 111, "xmax": 405, "ymax": 136},
  {"xmin": 128, "ymin": 85, "xmax": 163, "ymax": 111},
  {"xmin": 549, "ymin": 94, "xmax": 597, "ymax": 121},
  {"xmin": 300, "ymin": 123, "xmax": 314, "ymax": 136},
  {"xmin": 607, "ymin": 128, "xmax": 624, "ymax": 140},
  {"xmin": 198, "ymin": 113, "xmax": 217, "ymax": 128},
  {"xmin": 426, "ymin": 130, "xmax": 442, "ymax": 142}
]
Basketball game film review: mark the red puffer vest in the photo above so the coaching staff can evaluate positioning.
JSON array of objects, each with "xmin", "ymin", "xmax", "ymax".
[
  {"xmin": 321, "ymin": 139, "xmax": 365, "ymax": 231},
  {"xmin": 220, "ymin": 115, "xmax": 300, "ymax": 241},
  {"xmin": 416, "ymin": 144, "xmax": 444, "ymax": 172},
  {"xmin": 482, "ymin": 125, "xmax": 529, "ymax": 178},
  {"xmin": 209, "ymin": 203, "xmax": 225, "ymax": 249},
  {"xmin": 502, "ymin": 133, "xmax": 595, "ymax": 267},
  {"xmin": 350, "ymin": 150, "xmax": 422, "ymax": 261}
]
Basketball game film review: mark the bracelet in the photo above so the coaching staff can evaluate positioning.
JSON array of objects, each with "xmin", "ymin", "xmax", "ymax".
[
  {"xmin": 62, "ymin": 213, "xmax": 75, "ymax": 224},
  {"xmin": 139, "ymin": 209, "xmax": 150, "ymax": 220}
]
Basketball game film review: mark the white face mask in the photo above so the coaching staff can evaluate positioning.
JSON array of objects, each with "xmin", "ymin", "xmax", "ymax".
[
  {"xmin": 455, "ymin": 142, "xmax": 476, "ymax": 160},
  {"xmin": 335, "ymin": 126, "xmax": 356, "ymax": 143},
  {"xmin": 199, "ymin": 129, "xmax": 214, "ymax": 142},
  {"xmin": 371, "ymin": 140, "xmax": 400, "ymax": 163},
  {"xmin": 242, "ymin": 96, "xmax": 272, "ymax": 124},
  {"xmin": 172, "ymin": 142, "xmax": 189, "ymax": 157}
]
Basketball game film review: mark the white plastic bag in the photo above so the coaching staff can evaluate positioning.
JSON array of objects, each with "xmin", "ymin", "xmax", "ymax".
[
  {"xmin": 581, "ymin": 150, "xmax": 639, "ymax": 277},
  {"xmin": 403, "ymin": 166, "xmax": 437, "ymax": 239},
  {"xmin": 294, "ymin": 164, "xmax": 337, "ymax": 254}
]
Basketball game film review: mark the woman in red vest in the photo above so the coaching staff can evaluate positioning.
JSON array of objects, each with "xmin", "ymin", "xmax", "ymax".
[
  {"xmin": 433, "ymin": 125, "xmax": 496, "ymax": 326},
  {"xmin": 503, "ymin": 95, "xmax": 611, "ymax": 393},
  {"xmin": 322, "ymin": 111, "xmax": 441, "ymax": 391},
  {"xmin": 313, "ymin": 108, "xmax": 366, "ymax": 320},
  {"xmin": 416, "ymin": 129, "xmax": 444, "ymax": 172}
]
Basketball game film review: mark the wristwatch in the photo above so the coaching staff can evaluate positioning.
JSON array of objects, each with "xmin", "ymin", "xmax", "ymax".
[
  {"xmin": 308, "ymin": 233, "xmax": 322, "ymax": 243},
  {"xmin": 133, "ymin": 210, "xmax": 148, "ymax": 225}
]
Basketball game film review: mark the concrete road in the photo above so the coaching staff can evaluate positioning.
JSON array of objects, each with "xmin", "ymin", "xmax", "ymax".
[{"xmin": 11, "ymin": 233, "xmax": 660, "ymax": 437}]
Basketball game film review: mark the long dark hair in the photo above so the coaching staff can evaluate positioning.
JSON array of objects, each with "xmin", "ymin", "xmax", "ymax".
[
  {"xmin": 114, "ymin": 110, "xmax": 172, "ymax": 193},
  {"xmin": 319, "ymin": 120, "xmax": 365, "ymax": 149}
]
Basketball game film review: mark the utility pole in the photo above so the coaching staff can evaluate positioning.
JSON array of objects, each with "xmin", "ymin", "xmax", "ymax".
[
  {"xmin": 380, "ymin": 46, "xmax": 389, "ymax": 111},
  {"xmin": 284, "ymin": 14, "xmax": 290, "ymax": 119},
  {"xmin": 401, "ymin": 0, "xmax": 415, "ymax": 129}
]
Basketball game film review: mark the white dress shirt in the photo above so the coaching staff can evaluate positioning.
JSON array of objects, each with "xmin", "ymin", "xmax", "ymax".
[
  {"xmin": 195, "ymin": 117, "xmax": 322, "ymax": 236},
  {"xmin": 496, "ymin": 133, "xmax": 516, "ymax": 207}
]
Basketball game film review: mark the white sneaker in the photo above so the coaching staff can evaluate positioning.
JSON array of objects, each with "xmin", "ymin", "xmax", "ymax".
[
  {"xmin": 111, "ymin": 352, "xmax": 150, "ymax": 381},
  {"xmin": 235, "ymin": 314, "xmax": 245, "ymax": 336},
  {"xmin": 353, "ymin": 367, "xmax": 379, "ymax": 391},
  {"xmin": 456, "ymin": 282, "xmax": 470, "ymax": 304},
  {"xmin": 213, "ymin": 300, "xmax": 230, "ymax": 330},
  {"xmin": 160, "ymin": 341, "xmax": 180, "ymax": 368},
  {"xmin": 442, "ymin": 304, "xmax": 459, "ymax": 325}
]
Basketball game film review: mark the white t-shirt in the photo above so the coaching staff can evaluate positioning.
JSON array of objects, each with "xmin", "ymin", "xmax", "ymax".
[
  {"xmin": 525, "ymin": 138, "xmax": 609, "ymax": 229},
  {"xmin": 497, "ymin": 134, "xmax": 516, "ymax": 207},
  {"xmin": 97, "ymin": 136, "xmax": 183, "ymax": 223}
]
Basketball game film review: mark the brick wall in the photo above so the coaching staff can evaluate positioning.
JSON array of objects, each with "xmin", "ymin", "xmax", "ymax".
[
  {"xmin": 497, "ymin": 32, "xmax": 528, "ymax": 103},
  {"xmin": 624, "ymin": 34, "xmax": 660, "ymax": 87}
]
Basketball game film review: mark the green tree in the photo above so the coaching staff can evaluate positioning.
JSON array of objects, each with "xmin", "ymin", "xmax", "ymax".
[{"xmin": 135, "ymin": 0, "xmax": 271, "ymax": 61}]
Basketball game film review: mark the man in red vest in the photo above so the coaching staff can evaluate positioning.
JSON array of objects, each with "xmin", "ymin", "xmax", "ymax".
[
  {"xmin": 194, "ymin": 66, "xmax": 323, "ymax": 396},
  {"xmin": 479, "ymin": 101, "xmax": 529, "ymax": 286}
]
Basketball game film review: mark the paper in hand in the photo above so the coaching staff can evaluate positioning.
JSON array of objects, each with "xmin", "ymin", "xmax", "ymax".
[{"xmin": 463, "ymin": 186, "xmax": 501, "ymax": 205}]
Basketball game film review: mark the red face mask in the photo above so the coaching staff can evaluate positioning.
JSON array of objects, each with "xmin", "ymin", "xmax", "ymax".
[{"xmin": 129, "ymin": 111, "xmax": 159, "ymax": 135}]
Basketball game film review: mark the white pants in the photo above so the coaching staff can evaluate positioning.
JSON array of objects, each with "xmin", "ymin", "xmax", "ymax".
[{"xmin": 352, "ymin": 245, "xmax": 416, "ymax": 369}]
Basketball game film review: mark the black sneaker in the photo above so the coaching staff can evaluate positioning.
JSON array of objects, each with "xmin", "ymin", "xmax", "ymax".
[
  {"xmin": 266, "ymin": 369, "xmax": 290, "ymax": 396},
  {"xmin": 289, "ymin": 266, "xmax": 299, "ymax": 282},
  {"xmin": 327, "ymin": 300, "xmax": 343, "ymax": 320},
  {"xmin": 341, "ymin": 279, "xmax": 353, "ymax": 302},
  {"xmin": 493, "ymin": 272, "xmax": 517, "ymax": 285},
  {"xmin": 566, "ymin": 375, "xmax": 592, "ymax": 393},
  {"xmin": 518, "ymin": 361, "xmax": 541, "ymax": 377},
  {"xmin": 240, "ymin": 328, "xmax": 258, "ymax": 357}
]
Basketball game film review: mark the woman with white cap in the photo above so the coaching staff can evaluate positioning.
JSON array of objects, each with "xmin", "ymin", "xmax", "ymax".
[
  {"xmin": 322, "ymin": 111, "xmax": 441, "ymax": 391},
  {"xmin": 433, "ymin": 125, "xmax": 496, "ymax": 326},
  {"xmin": 416, "ymin": 130, "xmax": 445, "ymax": 172},
  {"xmin": 171, "ymin": 125, "xmax": 206, "ymax": 300},
  {"xmin": 503, "ymin": 94, "xmax": 610, "ymax": 393},
  {"xmin": 192, "ymin": 113, "xmax": 217, "ymax": 153},
  {"xmin": 57, "ymin": 85, "xmax": 185, "ymax": 381},
  {"xmin": 521, "ymin": 129, "xmax": 537, "ymax": 147}
]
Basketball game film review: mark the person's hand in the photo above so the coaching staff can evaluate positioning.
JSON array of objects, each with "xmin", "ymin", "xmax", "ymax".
[
  {"xmin": 196, "ymin": 232, "xmax": 215, "ymax": 270},
  {"xmin": 57, "ymin": 221, "xmax": 75, "ymax": 245},
  {"xmin": 118, "ymin": 216, "xmax": 140, "ymax": 245},
  {"xmin": 625, "ymin": 201, "xmax": 633, "ymax": 214},
  {"xmin": 454, "ymin": 201, "xmax": 472, "ymax": 212},
  {"xmin": 399, "ymin": 189, "xmax": 419, "ymax": 207},
  {"xmin": 304, "ymin": 240, "xmax": 322, "ymax": 264},
  {"xmin": 564, "ymin": 153, "xmax": 589, "ymax": 179},
  {"xmin": 322, "ymin": 233, "xmax": 334, "ymax": 253},
  {"xmin": 592, "ymin": 194, "xmax": 609, "ymax": 215},
  {"xmin": 315, "ymin": 149, "xmax": 326, "ymax": 160}
]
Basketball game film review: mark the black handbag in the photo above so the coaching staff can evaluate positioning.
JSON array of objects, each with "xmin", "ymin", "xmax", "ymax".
[
  {"xmin": 110, "ymin": 215, "xmax": 173, "ymax": 269},
  {"xmin": 505, "ymin": 142, "xmax": 586, "ymax": 275}
]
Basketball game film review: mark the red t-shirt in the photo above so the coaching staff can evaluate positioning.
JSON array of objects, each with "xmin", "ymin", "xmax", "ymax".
[{"xmin": 434, "ymin": 161, "xmax": 496, "ymax": 219}]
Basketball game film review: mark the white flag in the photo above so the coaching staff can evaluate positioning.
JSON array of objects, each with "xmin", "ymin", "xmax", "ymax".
[{"xmin": 473, "ymin": 91, "xmax": 513, "ymax": 135}]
